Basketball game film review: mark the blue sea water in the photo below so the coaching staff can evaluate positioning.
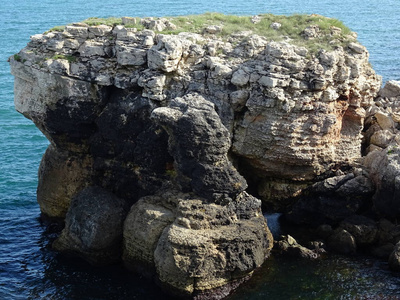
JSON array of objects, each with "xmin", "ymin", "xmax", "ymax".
[{"xmin": 0, "ymin": 0, "xmax": 399, "ymax": 299}]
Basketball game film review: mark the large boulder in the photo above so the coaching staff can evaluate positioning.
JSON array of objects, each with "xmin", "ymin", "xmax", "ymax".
[
  {"xmin": 37, "ymin": 145, "xmax": 93, "ymax": 218},
  {"xmin": 286, "ymin": 171, "xmax": 374, "ymax": 226},
  {"xmin": 328, "ymin": 228, "xmax": 357, "ymax": 254},
  {"xmin": 53, "ymin": 186, "xmax": 129, "ymax": 265},
  {"xmin": 123, "ymin": 191, "xmax": 273, "ymax": 298},
  {"xmin": 364, "ymin": 143, "xmax": 400, "ymax": 217}
]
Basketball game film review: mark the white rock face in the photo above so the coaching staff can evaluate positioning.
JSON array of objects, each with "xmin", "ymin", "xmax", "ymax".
[{"xmin": 10, "ymin": 21, "xmax": 382, "ymax": 203}]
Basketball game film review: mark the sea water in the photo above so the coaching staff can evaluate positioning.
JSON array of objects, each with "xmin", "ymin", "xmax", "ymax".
[{"xmin": 0, "ymin": 0, "xmax": 399, "ymax": 299}]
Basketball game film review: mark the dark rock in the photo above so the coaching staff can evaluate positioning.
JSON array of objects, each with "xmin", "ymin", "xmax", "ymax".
[
  {"xmin": 316, "ymin": 224, "xmax": 333, "ymax": 239},
  {"xmin": 90, "ymin": 91, "xmax": 173, "ymax": 200},
  {"xmin": 339, "ymin": 215, "xmax": 378, "ymax": 246},
  {"xmin": 276, "ymin": 235, "xmax": 319, "ymax": 259},
  {"xmin": 389, "ymin": 242, "xmax": 400, "ymax": 271},
  {"xmin": 328, "ymin": 228, "xmax": 357, "ymax": 254},
  {"xmin": 53, "ymin": 186, "xmax": 128, "ymax": 265},
  {"xmin": 371, "ymin": 243, "xmax": 395, "ymax": 259},
  {"xmin": 286, "ymin": 174, "xmax": 374, "ymax": 226},
  {"xmin": 151, "ymin": 93, "xmax": 247, "ymax": 202}
]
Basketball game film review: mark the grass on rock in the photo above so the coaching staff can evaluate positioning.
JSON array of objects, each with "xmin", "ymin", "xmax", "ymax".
[{"xmin": 48, "ymin": 12, "xmax": 355, "ymax": 53}]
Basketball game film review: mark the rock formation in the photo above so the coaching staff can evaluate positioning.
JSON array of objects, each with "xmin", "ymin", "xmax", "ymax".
[{"xmin": 11, "ymin": 13, "xmax": 400, "ymax": 297}]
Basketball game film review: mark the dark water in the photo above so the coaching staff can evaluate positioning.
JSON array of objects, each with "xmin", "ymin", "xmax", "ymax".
[{"xmin": 1, "ymin": 0, "xmax": 400, "ymax": 299}]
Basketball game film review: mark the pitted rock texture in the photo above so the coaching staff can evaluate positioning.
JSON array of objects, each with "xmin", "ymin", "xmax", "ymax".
[
  {"xmin": 123, "ymin": 190, "xmax": 273, "ymax": 298},
  {"xmin": 10, "ymin": 14, "xmax": 395, "ymax": 296},
  {"xmin": 10, "ymin": 18, "xmax": 381, "ymax": 207},
  {"xmin": 362, "ymin": 80, "xmax": 400, "ymax": 218},
  {"xmin": 151, "ymin": 94, "xmax": 247, "ymax": 202},
  {"xmin": 53, "ymin": 186, "xmax": 129, "ymax": 265}
]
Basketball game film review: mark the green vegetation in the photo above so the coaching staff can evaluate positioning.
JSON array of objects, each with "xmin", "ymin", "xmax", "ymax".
[
  {"xmin": 82, "ymin": 17, "xmax": 123, "ymax": 26},
  {"xmin": 47, "ymin": 25, "xmax": 65, "ymax": 33},
  {"xmin": 165, "ymin": 13, "xmax": 353, "ymax": 51},
  {"xmin": 51, "ymin": 54, "xmax": 76, "ymax": 63},
  {"xmin": 47, "ymin": 13, "xmax": 355, "ymax": 53},
  {"xmin": 388, "ymin": 145, "xmax": 398, "ymax": 155},
  {"xmin": 82, "ymin": 17, "xmax": 145, "ymax": 30},
  {"xmin": 13, "ymin": 54, "xmax": 22, "ymax": 62}
]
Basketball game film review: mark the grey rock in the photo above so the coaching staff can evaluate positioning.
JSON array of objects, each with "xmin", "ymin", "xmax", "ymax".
[
  {"xmin": 277, "ymin": 235, "xmax": 320, "ymax": 259},
  {"xmin": 270, "ymin": 22, "xmax": 281, "ymax": 30},
  {"xmin": 151, "ymin": 93, "xmax": 247, "ymax": 202},
  {"xmin": 53, "ymin": 186, "xmax": 128, "ymax": 265},
  {"xmin": 365, "ymin": 143, "xmax": 400, "ymax": 217},
  {"xmin": 379, "ymin": 80, "xmax": 400, "ymax": 98}
]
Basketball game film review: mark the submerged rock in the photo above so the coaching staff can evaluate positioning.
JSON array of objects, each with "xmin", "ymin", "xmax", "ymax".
[{"xmin": 276, "ymin": 235, "xmax": 320, "ymax": 259}]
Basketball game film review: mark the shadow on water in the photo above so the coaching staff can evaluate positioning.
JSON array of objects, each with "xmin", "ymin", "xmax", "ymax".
[
  {"xmin": 226, "ymin": 213, "xmax": 400, "ymax": 300},
  {"xmin": 2, "ymin": 208, "xmax": 400, "ymax": 299},
  {"xmin": 0, "ymin": 207, "xmax": 172, "ymax": 300},
  {"xmin": 28, "ymin": 222, "xmax": 173, "ymax": 300}
]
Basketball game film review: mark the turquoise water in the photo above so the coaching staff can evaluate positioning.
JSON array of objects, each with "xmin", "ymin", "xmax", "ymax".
[{"xmin": 0, "ymin": 0, "xmax": 399, "ymax": 299}]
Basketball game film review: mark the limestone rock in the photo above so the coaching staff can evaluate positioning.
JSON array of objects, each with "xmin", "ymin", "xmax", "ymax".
[
  {"xmin": 9, "ymin": 14, "xmax": 387, "ymax": 298},
  {"xmin": 379, "ymin": 80, "xmax": 400, "ymax": 98},
  {"xmin": 366, "ymin": 144, "xmax": 400, "ymax": 218},
  {"xmin": 123, "ymin": 194, "xmax": 175, "ymax": 274},
  {"xmin": 53, "ymin": 186, "xmax": 128, "ymax": 265},
  {"xmin": 122, "ymin": 190, "xmax": 273, "ymax": 297},
  {"xmin": 148, "ymin": 35, "xmax": 186, "ymax": 72},
  {"xmin": 276, "ymin": 235, "xmax": 320, "ymax": 259},
  {"xmin": 10, "ymin": 18, "xmax": 382, "ymax": 210},
  {"xmin": 37, "ymin": 145, "xmax": 93, "ymax": 218},
  {"xmin": 151, "ymin": 93, "xmax": 247, "ymax": 202}
]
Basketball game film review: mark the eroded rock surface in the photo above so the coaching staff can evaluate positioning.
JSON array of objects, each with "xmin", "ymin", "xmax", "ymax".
[
  {"xmin": 53, "ymin": 186, "xmax": 129, "ymax": 265},
  {"xmin": 123, "ymin": 191, "xmax": 272, "ymax": 297},
  {"xmin": 11, "ymin": 13, "xmax": 400, "ymax": 296},
  {"xmin": 10, "ymin": 17, "xmax": 381, "ymax": 211}
]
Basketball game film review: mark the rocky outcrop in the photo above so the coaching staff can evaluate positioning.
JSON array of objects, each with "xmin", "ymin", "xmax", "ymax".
[
  {"xmin": 123, "ymin": 191, "xmax": 272, "ymax": 298},
  {"xmin": 10, "ymin": 13, "xmax": 394, "ymax": 296},
  {"xmin": 287, "ymin": 169, "xmax": 374, "ymax": 225},
  {"xmin": 10, "ymin": 16, "xmax": 381, "ymax": 213},
  {"xmin": 363, "ymin": 80, "xmax": 400, "ymax": 218},
  {"xmin": 52, "ymin": 186, "xmax": 129, "ymax": 265},
  {"xmin": 276, "ymin": 235, "xmax": 321, "ymax": 259}
]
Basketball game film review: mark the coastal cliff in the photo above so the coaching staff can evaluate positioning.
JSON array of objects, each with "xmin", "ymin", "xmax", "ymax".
[{"xmin": 10, "ymin": 13, "xmax": 400, "ymax": 298}]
